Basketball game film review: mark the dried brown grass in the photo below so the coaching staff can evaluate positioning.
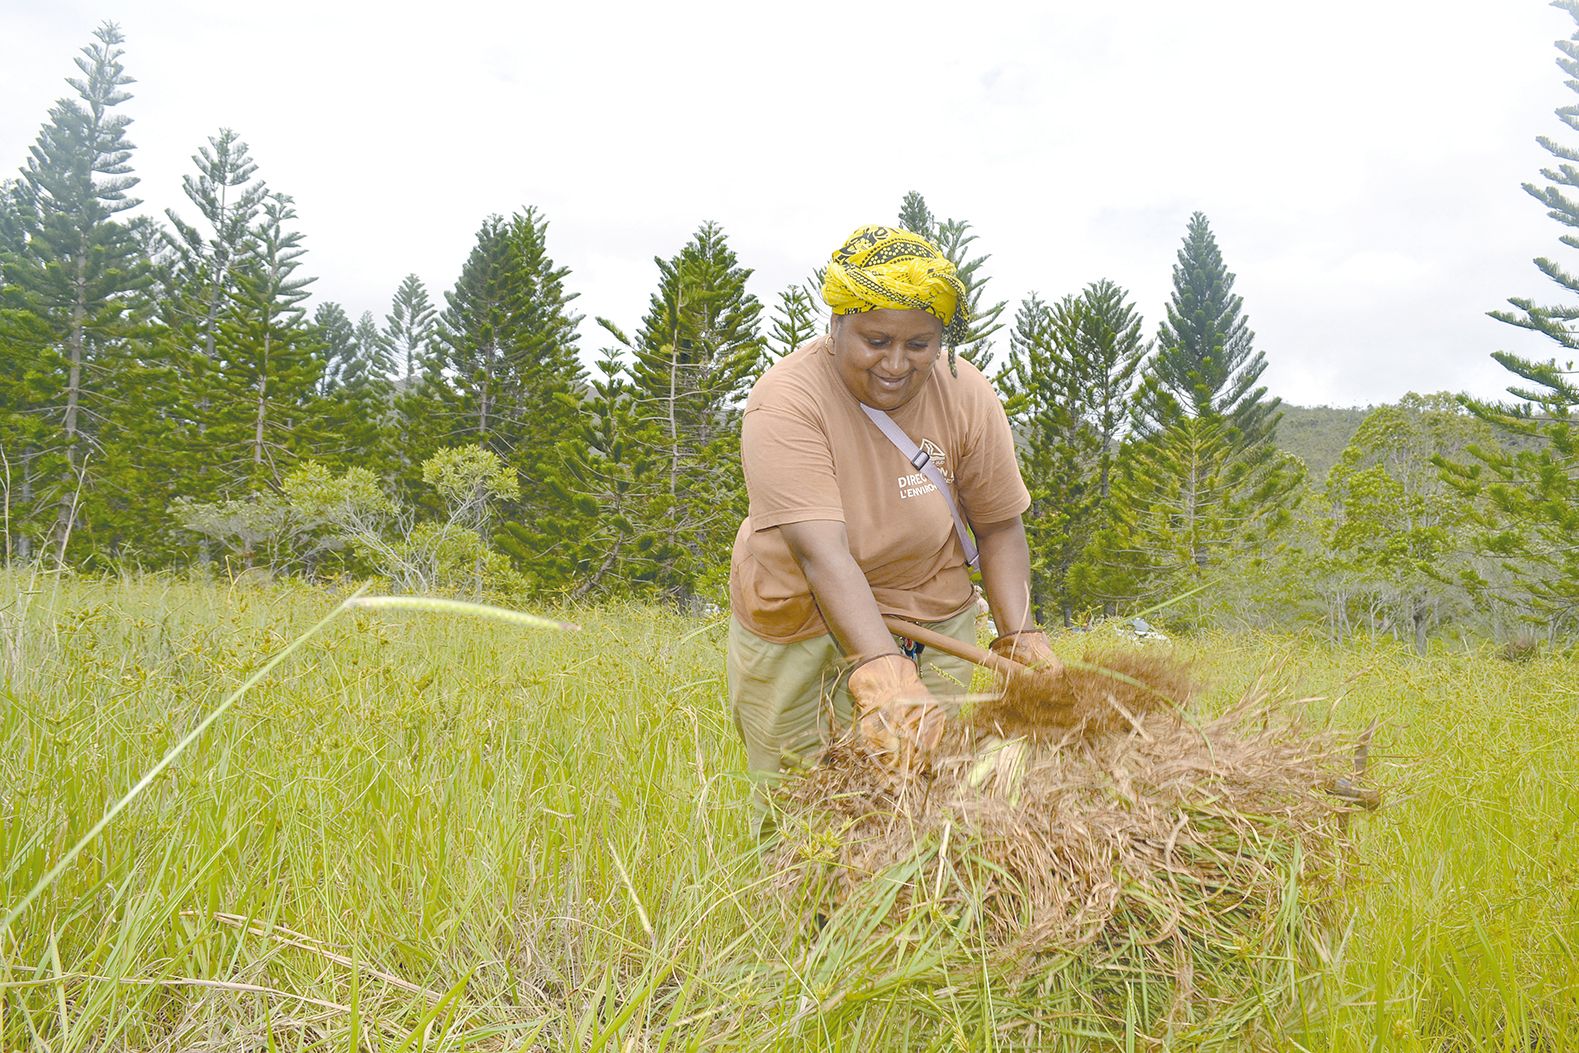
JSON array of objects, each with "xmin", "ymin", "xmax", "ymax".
[
  {"xmin": 974, "ymin": 646, "xmax": 1200, "ymax": 739},
  {"xmin": 768, "ymin": 648, "xmax": 1368, "ymax": 974}
]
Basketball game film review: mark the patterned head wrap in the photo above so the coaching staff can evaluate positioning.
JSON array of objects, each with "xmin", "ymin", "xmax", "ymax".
[{"xmin": 822, "ymin": 225, "xmax": 970, "ymax": 371}]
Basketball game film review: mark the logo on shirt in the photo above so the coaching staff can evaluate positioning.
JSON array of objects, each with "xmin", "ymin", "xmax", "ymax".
[{"xmin": 896, "ymin": 438, "xmax": 952, "ymax": 500}]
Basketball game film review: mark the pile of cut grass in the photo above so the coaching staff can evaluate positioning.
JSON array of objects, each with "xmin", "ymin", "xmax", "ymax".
[{"xmin": 769, "ymin": 653, "xmax": 1368, "ymax": 1005}]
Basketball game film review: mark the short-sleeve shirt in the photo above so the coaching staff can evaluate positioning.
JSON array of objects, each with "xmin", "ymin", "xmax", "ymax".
[{"xmin": 729, "ymin": 337, "xmax": 1031, "ymax": 643}]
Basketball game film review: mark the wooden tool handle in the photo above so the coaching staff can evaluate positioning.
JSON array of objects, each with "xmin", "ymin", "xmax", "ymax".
[{"xmin": 880, "ymin": 616, "xmax": 1026, "ymax": 679}]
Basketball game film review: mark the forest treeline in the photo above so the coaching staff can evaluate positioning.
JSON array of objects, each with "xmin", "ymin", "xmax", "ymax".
[{"xmin": 2, "ymin": 21, "xmax": 1576, "ymax": 649}]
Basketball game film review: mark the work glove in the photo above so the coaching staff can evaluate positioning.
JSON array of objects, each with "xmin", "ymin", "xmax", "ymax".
[
  {"xmin": 847, "ymin": 654, "xmax": 945, "ymax": 769},
  {"xmin": 989, "ymin": 629, "xmax": 1064, "ymax": 676}
]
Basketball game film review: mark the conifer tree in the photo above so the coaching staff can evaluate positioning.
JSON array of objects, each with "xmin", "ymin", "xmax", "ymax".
[
  {"xmin": 1095, "ymin": 416, "xmax": 1244, "ymax": 609},
  {"xmin": 503, "ymin": 340, "xmax": 661, "ymax": 596},
  {"xmin": 616, "ymin": 222, "xmax": 764, "ymax": 605},
  {"xmin": 305, "ymin": 302, "xmax": 394, "ymax": 479},
  {"xmin": 385, "ymin": 274, "xmax": 446, "ymax": 500},
  {"xmin": 767, "ymin": 282, "xmax": 819, "ymax": 359},
  {"xmin": 1448, "ymin": 0, "xmax": 1579, "ymax": 641},
  {"xmin": 434, "ymin": 217, "xmax": 509, "ymax": 446},
  {"xmin": 160, "ymin": 129, "xmax": 267, "ymax": 366},
  {"xmin": 1002, "ymin": 281, "xmax": 1147, "ymax": 623},
  {"xmin": 897, "ymin": 191, "xmax": 937, "ymax": 243},
  {"xmin": 437, "ymin": 210, "xmax": 583, "ymax": 452},
  {"xmin": 385, "ymin": 273, "xmax": 437, "ymax": 385},
  {"xmin": 1064, "ymin": 281, "xmax": 1148, "ymax": 500},
  {"xmin": 0, "ymin": 179, "xmax": 26, "ymax": 279},
  {"xmin": 311, "ymin": 301, "xmax": 357, "ymax": 394},
  {"xmin": 895, "ymin": 191, "xmax": 1006, "ymax": 370},
  {"xmin": 1000, "ymin": 294, "xmax": 1078, "ymax": 621},
  {"xmin": 439, "ymin": 209, "xmax": 586, "ymax": 584},
  {"xmin": 1326, "ymin": 394, "xmax": 1493, "ymax": 652},
  {"xmin": 1137, "ymin": 212, "xmax": 1277, "ymax": 444},
  {"xmin": 0, "ymin": 22, "xmax": 151, "ymax": 563},
  {"xmin": 209, "ymin": 191, "xmax": 320, "ymax": 495},
  {"xmin": 0, "ymin": 179, "xmax": 29, "ymax": 562},
  {"xmin": 935, "ymin": 219, "xmax": 1007, "ymax": 370},
  {"xmin": 354, "ymin": 311, "xmax": 392, "ymax": 383},
  {"xmin": 1098, "ymin": 214, "xmax": 1302, "ymax": 618},
  {"xmin": 154, "ymin": 128, "xmax": 269, "ymax": 545}
]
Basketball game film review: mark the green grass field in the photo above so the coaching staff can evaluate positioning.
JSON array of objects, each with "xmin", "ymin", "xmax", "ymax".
[{"xmin": 1, "ymin": 575, "xmax": 1575, "ymax": 1050}]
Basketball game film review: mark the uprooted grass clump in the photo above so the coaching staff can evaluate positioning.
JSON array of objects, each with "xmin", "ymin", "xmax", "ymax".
[
  {"xmin": 768, "ymin": 649, "xmax": 1369, "ymax": 986},
  {"xmin": 973, "ymin": 644, "xmax": 1201, "ymax": 738}
]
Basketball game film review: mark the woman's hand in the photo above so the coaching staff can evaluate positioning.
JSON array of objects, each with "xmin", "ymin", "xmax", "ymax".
[
  {"xmin": 777, "ymin": 519, "xmax": 946, "ymax": 767},
  {"xmin": 989, "ymin": 629, "xmax": 1064, "ymax": 675},
  {"xmin": 847, "ymin": 654, "xmax": 945, "ymax": 769},
  {"xmin": 973, "ymin": 515, "xmax": 1064, "ymax": 676}
]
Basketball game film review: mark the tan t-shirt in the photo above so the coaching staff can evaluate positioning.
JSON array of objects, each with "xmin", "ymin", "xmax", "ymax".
[{"xmin": 729, "ymin": 337, "xmax": 1031, "ymax": 643}]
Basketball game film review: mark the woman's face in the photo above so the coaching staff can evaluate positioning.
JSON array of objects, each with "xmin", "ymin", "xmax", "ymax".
[{"xmin": 829, "ymin": 309, "xmax": 944, "ymax": 411}]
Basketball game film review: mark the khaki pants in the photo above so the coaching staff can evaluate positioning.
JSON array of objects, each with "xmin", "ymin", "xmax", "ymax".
[{"xmin": 725, "ymin": 605, "xmax": 979, "ymax": 777}]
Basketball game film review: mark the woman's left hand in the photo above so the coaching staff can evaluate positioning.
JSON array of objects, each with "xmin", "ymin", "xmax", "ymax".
[{"xmin": 989, "ymin": 630, "xmax": 1063, "ymax": 675}]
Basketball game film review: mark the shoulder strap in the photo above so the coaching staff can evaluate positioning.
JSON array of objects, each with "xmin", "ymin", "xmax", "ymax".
[{"xmin": 859, "ymin": 404, "xmax": 979, "ymax": 569}]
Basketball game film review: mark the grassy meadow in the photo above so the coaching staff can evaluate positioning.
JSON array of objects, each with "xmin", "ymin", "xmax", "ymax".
[{"xmin": 1, "ymin": 573, "xmax": 1576, "ymax": 1050}]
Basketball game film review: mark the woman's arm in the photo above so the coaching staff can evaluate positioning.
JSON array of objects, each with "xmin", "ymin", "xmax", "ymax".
[
  {"xmin": 973, "ymin": 515, "xmax": 1035, "ymax": 636},
  {"xmin": 972, "ymin": 515, "xmax": 1061, "ymax": 671},
  {"xmin": 776, "ymin": 519, "xmax": 944, "ymax": 766},
  {"xmin": 779, "ymin": 514, "xmax": 1038, "ymax": 649},
  {"xmin": 775, "ymin": 519, "xmax": 898, "ymax": 659}
]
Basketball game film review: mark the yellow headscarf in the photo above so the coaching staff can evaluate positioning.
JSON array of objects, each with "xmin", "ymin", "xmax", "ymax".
[{"xmin": 821, "ymin": 225, "xmax": 970, "ymax": 358}]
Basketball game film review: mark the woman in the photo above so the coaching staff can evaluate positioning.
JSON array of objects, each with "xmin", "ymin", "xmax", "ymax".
[{"xmin": 726, "ymin": 224, "xmax": 1057, "ymax": 778}]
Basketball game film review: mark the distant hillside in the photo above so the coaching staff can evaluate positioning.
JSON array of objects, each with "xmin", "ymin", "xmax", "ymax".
[{"xmin": 1275, "ymin": 404, "xmax": 1373, "ymax": 483}]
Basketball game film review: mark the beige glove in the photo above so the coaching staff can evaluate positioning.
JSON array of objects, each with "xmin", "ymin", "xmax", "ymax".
[
  {"xmin": 847, "ymin": 654, "xmax": 945, "ymax": 769},
  {"xmin": 989, "ymin": 629, "xmax": 1064, "ymax": 676}
]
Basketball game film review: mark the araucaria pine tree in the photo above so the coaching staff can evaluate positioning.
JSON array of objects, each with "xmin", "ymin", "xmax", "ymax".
[
  {"xmin": 437, "ymin": 208, "xmax": 586, "ymax": 585},
  {"xmin": 436, "ymin": 210, "xmax": 584, "ymax": 452},
  {"xmin": 311, "ymin": 302, "xmax": 357, "ymax": 394},
  {"xmin": 1098, "ymin": 213, "xmax": 1302, "ymax": 617},
  {"xmin": 159, "ymin": 129, "xmax": 267, "ymax": 371},
  {"xmin": 0, "ymin": 22, "xmax": 152, "ymax": 563},
  {"xmin": 382, "ymin": 273, "xmax": 446, "ymax": 496},
  {"xmin": 210, "ymin": 191, "xmax": 321, "ymax": 495},
  {"xmin": 1139, "ymin": 212, "xmax": 1279, "ymax": 444},
  {"xmin": 385, "ymin": 272, "xmax": 438, "ymax": 385},
  {"xmin": 1001, "ymin": 281, "xmax": 1147, "ymax": 623},
  {"xmin": 153, "ymin": 128, "xmax": 270, "ymax": 550},
  {"xmin": 309, "ymin": 303, "xmax": 396, "ymax": 479},
  {"xmin": 619, "ymin": 221, "xmax": 764, "ymax": 606},
  {"xmin": 896, "ymin": 191, "xmax": 1007, "ymax": 370},
  {"xmin": 522, "ymin": 340, "xmax": 660, "ymax": 597},
  {"xmin": 767, "ymin": 282, "xmax": 820, "ymax": 360},
  {"xmin": 896, "ymin": 191, "xmax": 937, "ymax": 244},
  {"xmin": 1447, "ymin": 0, "xmax": 1579, "ymax": 642}
]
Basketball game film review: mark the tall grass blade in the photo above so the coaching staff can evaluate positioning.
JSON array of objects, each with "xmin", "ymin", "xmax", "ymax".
[
  {"xmin": 348, "ymin": 595, "xmax": 579, "ymax": 631},
  {"xmin": 0, "ymin": 585, "xmax": 368, "ymax": 939}
]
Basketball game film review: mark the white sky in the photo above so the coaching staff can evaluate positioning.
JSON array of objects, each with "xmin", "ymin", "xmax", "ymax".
[{"xmin": 2, "ymin": 0, "xmax": 1571, "ymax": 407}]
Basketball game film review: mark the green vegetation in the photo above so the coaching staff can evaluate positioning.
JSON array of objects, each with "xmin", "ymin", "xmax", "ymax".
[
  {"xmin": 0, "ymin": 576, "xmax": 1574, "ymax": 1050},
  {"xmin": 3, "ymin": 19, "xmax": 1577, "ymax": 650},
  {"xmin": 1446, "ymin": 0, "xmax": 1579, "ymax": 642},
  {"xmin": 1276, "ymin": 405, "xmax": 1370, "ymax": 485},
  {"xmin": 2, "ymin": 11, "xmax": 1577, "ymax": 1045}
]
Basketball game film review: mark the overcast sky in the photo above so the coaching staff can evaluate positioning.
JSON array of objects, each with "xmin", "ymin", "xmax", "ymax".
[{"xmin": 2, "ymin": 0, "xmax": 1571, "ymax": 407}]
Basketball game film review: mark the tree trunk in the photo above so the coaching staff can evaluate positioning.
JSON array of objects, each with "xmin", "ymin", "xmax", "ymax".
[
  {"xmin": 52, "ymin": 249, "xmax": 90, "ymax": 561},
  {"xmin": 254, "ymin": 327, "xmax": 270, "ymax": 477},
  {"xmin": 479, "ymin": 338, "xmax": 496, "ymax": 438}
]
